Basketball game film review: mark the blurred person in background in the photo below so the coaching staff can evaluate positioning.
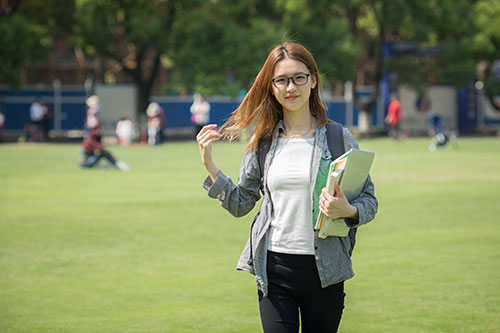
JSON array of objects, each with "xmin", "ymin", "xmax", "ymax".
[
  {"xmin": 197, "ymin": 42, "xmax": 377, "ymax": 332},
  {"xmin": 0, "ymin": 110, "xmax": 4, "ymax": 142},
  {"xmin": 384, "ymin": 93, "xmax": 403, "ymax": 141},
  {"xmin": 146, "ymin": 102, "xmax": 165, "ymax": 145},
  {"xmin": 84, "ymin": 95, "xmax": 100, "ymax": 138},
  {"xmin": 41, "ymin": 100, "xmax": 52, "ymax": 141},
  {"xmin": 28, "ymin": 97, "xmax": 47, "ymax": 141},
  {"xmin": 190, "ymin": 93, "xmax": 210, "ymax": 137},
  {"xmin": 116, "ymin": 116, "xmax": 135, "ymax": 146},
  {"xmin": 79, "ymin": 127, "xmax": 130, "ymax": 171},
  {"xmin": 0, "ymin": 93, "xmax": 4, "ymax": 142},
  {"xmin": 0, "ymin": 93, "xmax": 3, "ymax": 133},
  {"xmin": 158, "ymin": 103, "xmax": 166, "ymax": 142},
  {"xmin": 427, "ymin": 111, "xmax": 457, "ymax": 151}
]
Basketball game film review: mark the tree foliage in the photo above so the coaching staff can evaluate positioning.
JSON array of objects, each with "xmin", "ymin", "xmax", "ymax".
[
  {"xmin": 277, "ymin": 0, "xmax": 357, "ymax": 85},
  {"xmin": 75, "ymin": 0, "xmax": 179, "ymax": 114},
  {"xmin": 1, "ymin": 0, "xmax": 499, "ymax": 117},
  {"xmin": 473, "ymin": 0, "xmax": 500, "ymax": 110},
  {"xmin": 0, "ymin": 0, "xmax": 73, "ymax": 88},
  {"xmin": 0, "ymin": 14, "xmax": 47, "ymax": 87},
  {"xmin": 169, "ymin": 0, "xmax": 286, "ymax": 96}
]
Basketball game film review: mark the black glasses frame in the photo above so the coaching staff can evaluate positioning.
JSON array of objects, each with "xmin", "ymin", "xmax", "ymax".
[{"xmin": 271, "ymin": 73, "xmax": 312, "ymax": 89}]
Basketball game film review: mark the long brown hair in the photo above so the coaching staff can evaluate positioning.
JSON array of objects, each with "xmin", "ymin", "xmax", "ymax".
[{"xmin": 220, "ymin": 42, "xmax": 329, "ymax": 151}]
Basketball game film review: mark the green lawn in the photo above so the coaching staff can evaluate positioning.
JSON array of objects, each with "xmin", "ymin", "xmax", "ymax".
[{"xmin": 1, "ymin": 137, "xmax": 499, "ymax": 332}]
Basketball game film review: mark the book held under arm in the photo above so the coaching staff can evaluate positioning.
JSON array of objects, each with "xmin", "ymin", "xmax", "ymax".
[{"xmin": 315, "ymin": 148, "xmax": 375, "ymax": 238}]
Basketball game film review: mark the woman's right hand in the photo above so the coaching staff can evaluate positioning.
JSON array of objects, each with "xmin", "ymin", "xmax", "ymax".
[{"xmin": 196, "ymin": 124, "xmax": 222, "ymax": 181}]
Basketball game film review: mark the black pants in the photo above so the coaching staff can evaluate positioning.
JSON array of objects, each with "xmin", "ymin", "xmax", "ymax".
[
  {"xmin": 80, "ymin": 150, "xmax": 117, "ymax": 168},
  {"xmin": 259, "ymin": 251, "xmax": 345, "ymax": 333}
]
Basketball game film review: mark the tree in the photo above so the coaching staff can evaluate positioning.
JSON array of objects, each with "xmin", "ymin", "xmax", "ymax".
[
  {"xmin": 473, "ymin": 0, "xmax": 500, "ymax": 110},
  {"xmin": 169, "ymin": 0, "xmax": 355, "ymax": 97},
  {"xmin": 0, "ymin": 14, "xmax": 47, "ymax": 87},
  {"xmin": 75, "ymin": 0, "xmax": 180, "ymax": 117},
  {"xmin": 0, "ymin": 0, "xmax": 73, "ymax": 88},
  {"xmin": 384, "ymin": 0, "xmax": 478, "ymax": 89},
  {"xmin": 169, "ymin": 0, "xmax": 286, "ymax": 96},
  {"xmin": 275, "ymin": 0, "xmax": 357, "ymax": 91},
  {"xmin": 290, "ymin": 0, "xmax": 479, "ymax": 131}
]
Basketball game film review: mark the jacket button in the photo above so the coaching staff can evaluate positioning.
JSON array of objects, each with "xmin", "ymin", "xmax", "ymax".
[{"xmin": 315, "ymin": 246, "xmax": 318, "ymax": 250}]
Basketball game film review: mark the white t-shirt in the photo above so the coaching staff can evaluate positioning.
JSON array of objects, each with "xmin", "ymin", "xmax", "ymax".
[
  {"xmin": 116, "ymin": 119, "xmax": 134, "ymax": 138},
  {"xmin": 190, "ymin": 100, "xmax": 210, "ymax": 125},
  {"xmin": 267, "ymin": 137, "xmax": 315, "ymax": 255},
  {"xmin": 30, "ymin": 102, "xmax": 45, "ymax": 121}
]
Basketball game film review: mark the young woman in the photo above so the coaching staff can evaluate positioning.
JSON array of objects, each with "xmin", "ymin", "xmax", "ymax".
[{"xmin": 197, "ymin": 43, "xmax": 377, "ymax": 333}]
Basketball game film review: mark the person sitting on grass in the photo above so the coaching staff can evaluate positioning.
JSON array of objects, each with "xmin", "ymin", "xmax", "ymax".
[{"xmin": 79, "ymin": 127, "xmax": 130, "ymax": 171}]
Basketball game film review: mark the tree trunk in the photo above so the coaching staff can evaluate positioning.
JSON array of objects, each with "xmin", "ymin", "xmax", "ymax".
[
  {"xmin": 122, "ymin": 51, "xmax": 161, "ymax": 138},
  {"xmin": 344, "ymin": 1, "xmax": 386, "ymax": 134},
  {"xmin": 137, "ymin": 83, "xmax": 149, "ymax": 116},
  {"xmin": 136, "ymin": 83, "xmax": 149, "ymax": 136},
  {"xmin": 135, "ymin": 52, "xmax": 161, "ymax": 136}
]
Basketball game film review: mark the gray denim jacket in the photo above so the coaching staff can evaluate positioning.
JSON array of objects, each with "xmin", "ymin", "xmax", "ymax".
[{"xmin": 203, "ymin": 123, "xmax": 378, "ymax": 296}]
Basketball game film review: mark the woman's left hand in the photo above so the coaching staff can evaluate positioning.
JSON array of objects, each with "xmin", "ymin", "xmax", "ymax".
[{"xmin": 319, "ymin": 183, "xmax": 358, "ymax": 220}]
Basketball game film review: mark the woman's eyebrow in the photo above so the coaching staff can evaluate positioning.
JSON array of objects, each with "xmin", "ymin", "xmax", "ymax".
[{"xmin": 275, "ymin": 71, "xmax": 308, "ymax": 77}]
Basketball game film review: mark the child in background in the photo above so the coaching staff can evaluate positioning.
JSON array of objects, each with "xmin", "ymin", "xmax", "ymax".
[{"xmin": 116, "ymin": 116, "xmax": 134, "ymax": 146}]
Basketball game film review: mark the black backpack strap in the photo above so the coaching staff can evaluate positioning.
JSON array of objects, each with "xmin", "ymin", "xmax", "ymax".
[
  {"xmin": 325, "ymin": 122, "xmax": 344, "ymax": 159},
  {"xmin": 326, "ymin": 122, "xmax": 357, "ymax": 256},
  {"xmin": 257, "ymin": 137, "xmax": 272, "ymax": 194}
]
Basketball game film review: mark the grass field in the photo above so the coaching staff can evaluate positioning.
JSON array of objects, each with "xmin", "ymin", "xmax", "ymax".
[{"xmin": 1, "ymin": 137, "xmax": 500, "ymax": 332}]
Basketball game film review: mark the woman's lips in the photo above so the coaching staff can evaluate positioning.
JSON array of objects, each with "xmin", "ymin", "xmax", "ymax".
[{"xmin": 286, "ymin": 95, "xmax": 298, "ymax": 100}]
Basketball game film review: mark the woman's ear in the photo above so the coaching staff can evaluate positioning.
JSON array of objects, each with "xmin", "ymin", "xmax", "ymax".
[{"xmin": 311, "ymin": 74, "xmax": 317, "ymax": 89}]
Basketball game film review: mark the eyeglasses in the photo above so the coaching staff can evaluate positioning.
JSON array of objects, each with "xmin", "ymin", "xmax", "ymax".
[{"xmin": 271, "ymin": 73, "xmax": 312, "ymax": 89}]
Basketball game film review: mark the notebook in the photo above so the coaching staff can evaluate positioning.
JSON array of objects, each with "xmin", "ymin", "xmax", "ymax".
[{"xmin": 315, "ymin": 148, "xmax": 375, "ymax": 238}]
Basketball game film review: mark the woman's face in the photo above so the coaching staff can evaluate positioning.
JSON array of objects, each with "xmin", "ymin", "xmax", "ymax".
[{"xmin": 271, "ymin": 58, "xmax": 316, "ymax": 115}]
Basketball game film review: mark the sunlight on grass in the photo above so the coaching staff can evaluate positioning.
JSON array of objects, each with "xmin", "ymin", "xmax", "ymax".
[{"xmin": 1, "ymin": 137, "xmax": 499, "ymax": 332}]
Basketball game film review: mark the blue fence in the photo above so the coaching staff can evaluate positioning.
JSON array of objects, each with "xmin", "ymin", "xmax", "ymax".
[
  {"xmin": 0, "ymin": 86, "xmax": 383, "ymax": 133},
  {"xmin": 1, "ymin": 87, "xmax": 87, "ymax": 131}
]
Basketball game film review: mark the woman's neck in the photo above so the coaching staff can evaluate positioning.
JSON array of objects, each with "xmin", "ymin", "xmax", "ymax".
[{"xmin": 282, "ymin": 112, "xmax": 316, "ymax": 138}]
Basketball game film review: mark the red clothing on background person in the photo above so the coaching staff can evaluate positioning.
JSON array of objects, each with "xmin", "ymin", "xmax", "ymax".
[
  {"xmin": 385, "ymin": 95, "xmax": 403, "ymax": 140},
  {"xmin": 82, "ymin": 128, "xmax": 104, "ymax": 152},
  {"xmin": 386, "ymin": 99, "xmax": 402, "ymax": 125}
]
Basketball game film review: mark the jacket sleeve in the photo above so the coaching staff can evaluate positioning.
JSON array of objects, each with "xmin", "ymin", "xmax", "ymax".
[
  {"xmin": 342, "ymin": 128, "xmax": 378, "ymax": 227},
  {"xmin": 202, "ymin": 149, "xmax": 262, "ymax": 218}
]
